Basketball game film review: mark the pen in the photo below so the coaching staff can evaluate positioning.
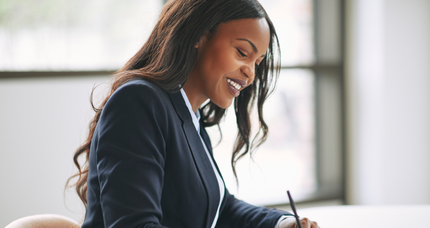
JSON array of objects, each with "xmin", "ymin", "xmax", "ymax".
[{"xmin": 287, "ymin": 190, "xmax": 303, "ymax": 228}]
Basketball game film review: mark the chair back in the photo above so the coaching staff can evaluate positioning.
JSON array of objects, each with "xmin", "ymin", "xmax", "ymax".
[{"xmin": 5, "ymin": 214, "xmax": 80, "ymax": 228}]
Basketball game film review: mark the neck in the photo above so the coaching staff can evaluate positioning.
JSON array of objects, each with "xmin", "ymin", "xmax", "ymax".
[{"xmin": 182, "ymin": 82, "xmax": 207, "ymax": 113}]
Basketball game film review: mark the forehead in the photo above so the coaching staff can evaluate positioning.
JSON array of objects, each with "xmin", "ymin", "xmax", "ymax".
[{"xmin": 212, "ymin": 18, "xmax": 271, "ymax": 53}]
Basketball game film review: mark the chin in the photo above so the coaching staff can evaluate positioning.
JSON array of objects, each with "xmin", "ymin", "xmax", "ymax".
[{"xmin": 213, "ymin": 99, "xmax": 233, "ymax": 109}]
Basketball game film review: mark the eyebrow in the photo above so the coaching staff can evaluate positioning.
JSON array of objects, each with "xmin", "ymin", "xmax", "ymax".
[{"xmin": 237, "ymin": 38, "xmax": 266, "ymax": 57}]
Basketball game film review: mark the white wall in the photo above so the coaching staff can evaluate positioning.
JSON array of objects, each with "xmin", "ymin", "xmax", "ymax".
[
  {"xmin": 346, "ymin": 0, "xmax": 430, "ymax": 204},
  {"xmin": 0, "ymin": 76, "xmax": 109, "ymax": 227}
]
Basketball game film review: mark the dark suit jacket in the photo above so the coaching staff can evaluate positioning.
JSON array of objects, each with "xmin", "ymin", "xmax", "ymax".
[{"xmin": 81, "ymin": 79, "xmax": 290, "ymax": 228}]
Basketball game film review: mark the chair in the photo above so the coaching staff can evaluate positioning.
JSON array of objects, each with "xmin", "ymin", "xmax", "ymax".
[{"xmin": 5, "ymin": 214, "xmax": 80, "ymax": 228}]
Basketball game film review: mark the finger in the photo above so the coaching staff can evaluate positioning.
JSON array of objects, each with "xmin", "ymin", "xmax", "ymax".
[
  {"xmin": 300, "ymin": 217, "xmax": 310, "ymax": 227},
  {"xmin": 300, "ymin": 217, "xmax": 321, "ymax": 228},
  {"xmin": 310, "ymin": 221, "xmax": 318, "ymax": 228}
]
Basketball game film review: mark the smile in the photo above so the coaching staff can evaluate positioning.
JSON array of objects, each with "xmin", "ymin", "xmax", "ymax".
[{"xmin": 226, "ymin": 78, "xmax": 242, "ymax": 90}]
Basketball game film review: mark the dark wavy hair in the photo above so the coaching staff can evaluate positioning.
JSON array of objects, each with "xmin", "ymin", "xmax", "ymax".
[{"xmin": 67, "ymin": 0, "xmax": 280, "ymax": 207}]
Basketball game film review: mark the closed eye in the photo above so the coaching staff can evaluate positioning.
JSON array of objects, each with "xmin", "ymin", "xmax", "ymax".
[{"xmin": 236, "ymin": 48, "xmax": 247, "ymax": 57}]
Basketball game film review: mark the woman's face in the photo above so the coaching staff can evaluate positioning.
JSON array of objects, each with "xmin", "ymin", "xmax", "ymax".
[{"xmin": 184, "ymin": 18, "xmax": 271, "ymax": 111}]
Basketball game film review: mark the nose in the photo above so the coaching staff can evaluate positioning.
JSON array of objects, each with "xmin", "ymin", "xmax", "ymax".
[{"xmin": 241, "ymin": 62, "xmax": 255, "ymax": 85}]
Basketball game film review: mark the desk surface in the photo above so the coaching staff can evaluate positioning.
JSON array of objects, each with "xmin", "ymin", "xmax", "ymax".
[{"xmin": 297, "ymin": 205, "xmax": 430, "ymax": 228}]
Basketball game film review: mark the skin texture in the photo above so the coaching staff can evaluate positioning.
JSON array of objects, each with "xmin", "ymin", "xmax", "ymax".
[{"xmin": 183, "ymin": 18, "xmax": 270, "ymax": 112}]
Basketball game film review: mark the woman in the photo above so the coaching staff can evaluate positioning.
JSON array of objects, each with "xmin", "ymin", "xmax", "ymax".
[{"xmin": 67, "ymin": 0, "xmax": 319, "ymax": 227}]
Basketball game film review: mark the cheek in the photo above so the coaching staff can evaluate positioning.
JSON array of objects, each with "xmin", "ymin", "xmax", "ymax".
[
  {"xmin": 202, "ymin": 46, "xmax": 238, "ymax": 76},
  {"xmin": 212, "ymin": 51, "xmax": 238, "ymax": 75}
]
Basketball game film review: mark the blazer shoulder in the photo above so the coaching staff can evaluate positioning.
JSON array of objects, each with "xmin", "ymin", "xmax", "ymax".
[
  {"xmin": 116, "ymin": 79, "xmax": 167, "ymax": 98},
  {"xmin": 106, "ymin": 79, "xmax": 171, "ymax": 108},
  {"xmin": 98, "ymin": 79, "xmax": 178, "ymax": 132}
]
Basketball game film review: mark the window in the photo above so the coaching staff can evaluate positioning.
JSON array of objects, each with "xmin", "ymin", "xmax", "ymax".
[{"xmin": 0, "ymin": 0, "xmax": 163, "ymax": 71}]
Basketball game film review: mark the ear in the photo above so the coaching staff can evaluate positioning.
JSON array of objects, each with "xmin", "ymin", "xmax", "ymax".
[{"xmin": 195, "ymin": 32, "xmax": 209, "ymax": 48}]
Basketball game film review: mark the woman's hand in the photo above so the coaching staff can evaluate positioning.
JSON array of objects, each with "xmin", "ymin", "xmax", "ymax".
[{"xmin": 279, "ymin": 216, "xmax": 320, "ymax": 228}]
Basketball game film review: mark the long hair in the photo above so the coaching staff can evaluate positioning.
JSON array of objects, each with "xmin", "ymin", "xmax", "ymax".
[{"xmin": 67, "ymin": 0, "xmax": 280, "ymax": 207}]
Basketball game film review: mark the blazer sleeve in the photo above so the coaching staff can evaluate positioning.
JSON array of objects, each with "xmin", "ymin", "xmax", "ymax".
[
  {"xmin": 94, "ymin": 83, "xmax": 170, "ymax": 228},
  {"xmin": 215, "ymin": 189, "xmax": 293, "ymax": 228}
]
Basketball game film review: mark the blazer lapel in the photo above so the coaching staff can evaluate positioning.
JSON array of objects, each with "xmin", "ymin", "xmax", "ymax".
[
  {"xmin": 199, "ymin": 120, "xmax": 213, "ymax": 155},
  {"xmin": 168, "ymin": 91, "xmax": 220, "ymax": 228}
]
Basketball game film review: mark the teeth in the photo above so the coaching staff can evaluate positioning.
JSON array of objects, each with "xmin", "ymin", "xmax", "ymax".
[{"xmin": 227, "ymin": 78, "xmax": 241, "ymax": 90}]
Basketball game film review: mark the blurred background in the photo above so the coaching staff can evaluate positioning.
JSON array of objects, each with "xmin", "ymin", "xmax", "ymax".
[{"xmin": 1, "ymin": 0, "xmax": 429, "ymax": 226}]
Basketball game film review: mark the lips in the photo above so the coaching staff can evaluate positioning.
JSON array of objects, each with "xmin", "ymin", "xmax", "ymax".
[
  {"xmin": 226, "ymin": 78, "xmax": 246, "ymax": 97},
  {"xmin": 228, "ymin": 78, "xmax": 247, "ymax": 87}
]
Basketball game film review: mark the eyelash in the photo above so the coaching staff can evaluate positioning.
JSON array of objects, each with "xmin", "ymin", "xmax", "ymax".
[
  {"xmin": 236, "ymin": 48, "xmax": 263, "ymax": 68},
  {"xmin": 236, "ymin": 48, "xmax": 247, "ymax": 57}
]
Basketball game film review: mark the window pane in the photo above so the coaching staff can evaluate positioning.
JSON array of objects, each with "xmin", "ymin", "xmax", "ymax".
[
  {"xmin": 259, "ymin": 0, "xmax": 314, "ymax": 66},
  {"xmin": 0, "ymin": 0, "xmax": 163, "ymax": 71},
  {"xmin": 0, "ymin": 0, "xmax": 313, "ymax": 70},
  {"xmin": 210, "ymin": 69, "xmax": 316, "ymax": 205}
]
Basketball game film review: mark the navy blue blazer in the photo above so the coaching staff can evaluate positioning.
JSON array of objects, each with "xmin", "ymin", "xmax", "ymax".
[{"xmin": 81, "ymin": 79, "xmax": 290, "ymax": 228}]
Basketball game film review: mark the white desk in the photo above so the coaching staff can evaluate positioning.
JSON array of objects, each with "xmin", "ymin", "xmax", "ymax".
[{"xmin": 297, "ymin": 205, "xmax": 430, "ymax": 228}]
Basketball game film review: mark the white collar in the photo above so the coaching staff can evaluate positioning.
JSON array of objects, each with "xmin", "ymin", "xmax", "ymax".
[{"xmin": 180, "ymin": 88, "xmax": 201, "ymax": 134}]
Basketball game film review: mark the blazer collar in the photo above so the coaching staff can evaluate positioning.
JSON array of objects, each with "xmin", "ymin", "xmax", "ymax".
[
  {"xmin": 168, "ymin": 91, "xmax": 192, "ymax": 122},
  {"xmin": 168, "ymin": 91, "xmax": 220, "ymax": 228}
]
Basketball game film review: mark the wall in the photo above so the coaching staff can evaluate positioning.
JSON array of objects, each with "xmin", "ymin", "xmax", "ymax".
[
  {"xmin": 346, "ymin": 0, "xmax": 430, "ymax": 204},
  {"xmin": 0, "ymin": 75, "xmax": 109, "ymax": 227}
]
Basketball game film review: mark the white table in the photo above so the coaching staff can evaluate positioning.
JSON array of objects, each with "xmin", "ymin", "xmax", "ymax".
[{"xmin": 297, "ymin": 205, "xmax": 430, "ymax": 228}]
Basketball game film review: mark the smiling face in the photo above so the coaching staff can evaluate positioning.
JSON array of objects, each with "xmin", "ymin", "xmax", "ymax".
[{"xmin": 183, "ymin": 18, "xmax": 271, "ymax": 112}]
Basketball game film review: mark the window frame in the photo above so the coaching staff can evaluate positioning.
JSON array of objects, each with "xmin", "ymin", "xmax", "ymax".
[{"xmin": 265, "ymin": 0, "xmax": 346, "ymax": 207}]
